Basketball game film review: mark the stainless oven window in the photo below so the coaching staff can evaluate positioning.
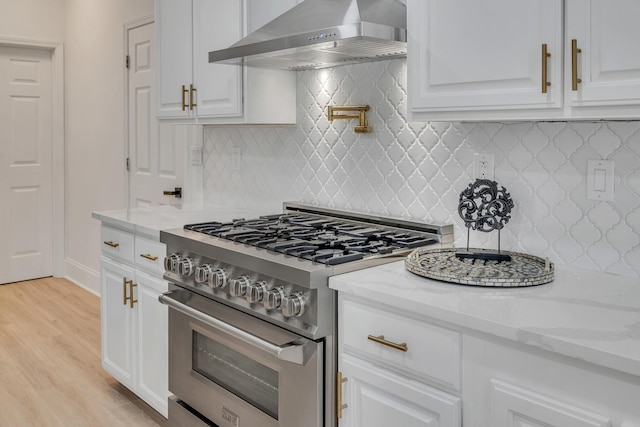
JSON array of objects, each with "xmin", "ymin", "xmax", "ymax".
[{"xmin": 193, "ymin": 331, "xmax": 279, "ymax": 419}]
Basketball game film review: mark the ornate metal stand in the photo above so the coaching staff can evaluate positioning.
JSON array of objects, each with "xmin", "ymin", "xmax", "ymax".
[{"xmin": 456, "ymin": 179, "xmax": 514, "ymax": 262}]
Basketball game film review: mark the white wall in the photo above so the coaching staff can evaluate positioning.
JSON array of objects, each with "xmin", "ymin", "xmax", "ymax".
[
  {"xmin": 0, "ymin": 0, "xmax": 65, "ymax": 42},
  {"xmin": 64, "ymin": 0, "xmax": 154, "ymax": 293}
]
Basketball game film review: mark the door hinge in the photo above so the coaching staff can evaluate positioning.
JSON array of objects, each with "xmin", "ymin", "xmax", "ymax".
[
  {"xmin": 125, "ymin": 54, "xmax": 130, "ymax": 69},
  {"xmin": 126, "ymin": 157, "xmax": 130, "ymax": 171}
]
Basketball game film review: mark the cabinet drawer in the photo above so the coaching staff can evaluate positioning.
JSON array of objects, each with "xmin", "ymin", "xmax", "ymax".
[
  {"xmin": 340, "ymin": 295, "xmax": 462, "ymax": 391},
  {"xmin": 100, "ymin": 226, "xmax": 134, "ymax": 263},
  {"xmin": 134, "ymin": 236, "xmax": 166, "ymax": 276}
]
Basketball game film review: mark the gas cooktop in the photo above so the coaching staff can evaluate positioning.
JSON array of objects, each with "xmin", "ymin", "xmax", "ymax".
[{"xmin": 183, "ymin": 211, "xmax": 442, "ymax": 266}]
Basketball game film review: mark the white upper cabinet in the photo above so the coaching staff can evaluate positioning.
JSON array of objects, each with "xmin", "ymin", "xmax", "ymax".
[
  {"xmin": 566, "ymin": 0, "xmax": 640, "ymax": 116},
  {"xmin": 408, "ymin": 0, "xmax": 640, "ymax": 121},
  {"xmin": 155, "ymin": 0, "xmax": 296, "ymax": 124},
  {"xmin": 408, "ymin": 0, "xmax": 562, "ymax": 121}
]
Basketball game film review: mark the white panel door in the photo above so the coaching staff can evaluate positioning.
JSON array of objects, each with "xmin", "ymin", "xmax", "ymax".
[
  {"xmin": 0, "ymin": 46, "xmax": 53, "ymax": 284},
  {"xmin": 408, "ymin": 0, "xmax": 563, "ymax": 114},
  {"xmin": 567, "ymin": 0, "xmax": 640, "ymax": 107},
  {"xmin": 128, "ymin": 22, "xmax": 184, "ymax": 208}
]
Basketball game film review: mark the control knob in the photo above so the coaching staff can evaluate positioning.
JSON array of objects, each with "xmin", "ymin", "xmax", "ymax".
[
  {"xmin": 194, "ymin": 264, "xmax": 213, "ymax": 284},
  {"xmin": 281, "ymin": 292, "xmax": 307, "ymax": 317},
  {"xmin": 163, "ymin": 253, "xmax": 181, "ymax": 273},
  {"xmin": 229, "ymin": 276, "xmax": 251, "ymax": 297},
  {"xmin": 177, "ymin": 257, "xmax": 195, "ymax": 276},
  {"xmin": 208, "ymin": 268, "xmax": 228, "ymax": 289},
  {"xmin": 246, "ymin": 281, "xmax": 268, "ymax": 304},
  {"xmin": 263, "ymin": 286, "xmax": 285, "ymax": 310}
]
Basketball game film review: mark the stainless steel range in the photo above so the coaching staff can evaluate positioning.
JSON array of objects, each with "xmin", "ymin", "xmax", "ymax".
[{"xmin": 159, "ymin": 203, "xmax": 452, "ymax": 427}]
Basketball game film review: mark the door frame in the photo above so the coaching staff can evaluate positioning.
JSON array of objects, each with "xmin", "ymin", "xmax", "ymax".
[
  {"xmin": 0, "ymin": 36, "xmax": 65, "ymax": 277},
  {"xmin": 124, "ymin": 15, "xmax": 154, "ymax": 208}
]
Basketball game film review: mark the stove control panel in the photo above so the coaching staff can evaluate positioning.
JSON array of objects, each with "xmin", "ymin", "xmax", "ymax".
[{"xmin": 163, "ymin": 252, "xmax": 322, "ymax": 335}]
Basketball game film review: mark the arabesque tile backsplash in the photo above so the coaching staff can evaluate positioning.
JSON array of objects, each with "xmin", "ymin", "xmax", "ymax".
[{"xmin": 204, "ymin": 59, "xmax": 640, "ymax": 278}]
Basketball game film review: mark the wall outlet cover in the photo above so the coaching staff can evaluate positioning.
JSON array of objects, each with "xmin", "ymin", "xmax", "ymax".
[{"xmin": 474, "ymin": 153, "xmax": 495, "ymax": 180}]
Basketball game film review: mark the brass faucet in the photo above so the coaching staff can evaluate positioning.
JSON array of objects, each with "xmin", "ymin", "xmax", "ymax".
[{"xmin": 327, "ymin": 105, "xmax": 371, "ymax": 133}]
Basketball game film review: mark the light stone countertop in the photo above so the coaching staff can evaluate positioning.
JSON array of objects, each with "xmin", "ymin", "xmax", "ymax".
[
  {"xmin": 92, "ymin": 203, "xmax": 264, "ymax": 240},
  {"xmin": 329, "ymin": 260, "xmax": 640, "ymax": 378}
]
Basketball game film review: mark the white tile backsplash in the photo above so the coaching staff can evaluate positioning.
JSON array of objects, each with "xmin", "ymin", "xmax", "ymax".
[{"xmin": 204, "ymin": 59, "xmax": 640, "ymax": 278}]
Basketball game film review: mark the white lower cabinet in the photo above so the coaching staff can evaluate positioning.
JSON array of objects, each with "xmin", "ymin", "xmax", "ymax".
[
  {"xmin": 337, "ymin": 294, "xmax": 461, "ymax": 427},
  {"xmin": 100, "ymin": 225, "xmax": 169, "ymax": 418},
  {"xmin": 101, "ymin": 258, "xmax": 136, "ymax": 389},
  {"xmin": 340, "ymin": 354, "xmax": 461, "ymax": 427},
  {"xmin": 490, "ymin": 379, "xmax": 611, "ymax": 427},
  {"xmin": 337, "ymin": 292, "xmax": 640, "ymax": 427}
]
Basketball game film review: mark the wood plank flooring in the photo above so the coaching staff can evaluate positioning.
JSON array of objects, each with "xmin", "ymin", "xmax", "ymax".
[{"xmin": 0, "ymin": 277, "xmax": 166, "ymax": 427}]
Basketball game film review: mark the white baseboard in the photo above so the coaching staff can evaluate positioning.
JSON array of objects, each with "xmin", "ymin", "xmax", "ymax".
[{"xmin": 64, "ymin": 258, "xmax": 100, "ymax": 297}]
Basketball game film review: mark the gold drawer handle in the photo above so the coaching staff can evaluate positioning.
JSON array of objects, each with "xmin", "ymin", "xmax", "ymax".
[
  {"xmin": 104, "ymin": 241, "xmax": 119, "ymax": 248},
  {"xmin": 140, "ymin": 253, "xmax": 158, "ymax": 261},
  {"xmin": 367, "ymin": 335, "xmax": 408, "ymax": 352},
  {"xmin": 123, "ymin": 278, "xmax": 132, "ymax": 305},
  {"xmin": 129, "ymin": 282, "xmax": 138, "ymax": 308},
  {"xmin": 571, "ymin": 38, "xmax": 582, "ymax": 91},
  {"xmin": 337, "ymin": 372, "xmax": 348, "ymax": 419},
  {"xmin": 541, "ymin": 43, "xmax": 551, "ymax": 93}
]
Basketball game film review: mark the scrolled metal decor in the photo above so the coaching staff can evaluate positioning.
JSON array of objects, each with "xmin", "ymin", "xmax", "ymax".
[
  {"xmin": 457, "ymin": 179, "xmax": 514, "ymax": 262},
  {"xmin": 458, "ymin": 179, "xmax": 513, "ymax": 232},
  {"xmin": 404, "ymin": 178, "xmax": 555, "ymax": 287}
]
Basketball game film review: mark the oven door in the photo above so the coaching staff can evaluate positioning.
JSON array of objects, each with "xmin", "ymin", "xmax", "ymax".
[{"xmin": 160, "ymin": 289, "xmax": 323, "ymax": 427}]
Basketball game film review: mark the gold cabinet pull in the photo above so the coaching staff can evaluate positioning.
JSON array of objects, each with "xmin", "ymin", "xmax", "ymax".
[
  {"xmin": 123, "ymin": 278, "xmax": 132, "ymax": 305},
  {"xmin": 140, "ymin": 253, "xmax": 158, "ymax": 262},
  {"xmin": 337, "ymin": 372, "xmax": 348, "ymax": 419},
  {"xmin": 367, "ymin": 335, "xmax": 408, "ymax": 352},
  {"xmin": 571, "ymin": 39, "xmax": 582, "ymax": 91},
  {"xmin": 103, "ymin": 241, "xmax": 119, "ymax": 248},
  {"xmin": 129, "ymin": 282, "xmax": 138, "ymax": 308},
  {"xmin": 189, "ymin": 84, "xmax": 197, "ymax": 110},
  {"xmin": 541, "ymin": 43, "xmax": 551, "ymax": 93},
  {"xmin": 181, "ymin": 85, "xmax": 188, "ymax": 111}
]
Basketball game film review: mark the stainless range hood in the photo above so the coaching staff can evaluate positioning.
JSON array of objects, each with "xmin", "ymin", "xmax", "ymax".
[{"xmin": 208, "ymin": 0, "xmax": 407, "ymax": 71}]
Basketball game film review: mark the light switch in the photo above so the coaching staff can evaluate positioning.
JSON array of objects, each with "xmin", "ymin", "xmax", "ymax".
[
  {"xmin": 586, "ymin": 160, "xmax": 614, "ymax": 201},
  {"xmin": 190, "ymin": 145, "xmax": 203, "ymax": 166}
]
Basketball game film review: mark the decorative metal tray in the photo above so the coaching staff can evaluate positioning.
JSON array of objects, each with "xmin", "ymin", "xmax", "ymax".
[{"xmin": 405, "ymin": 248, "xmax": 554, "ymax": 287}]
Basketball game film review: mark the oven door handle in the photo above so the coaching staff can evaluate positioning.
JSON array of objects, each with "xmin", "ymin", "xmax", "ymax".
[{"xmin": 159, "ymin": 291, "xmax": 315, "ymax": 365}]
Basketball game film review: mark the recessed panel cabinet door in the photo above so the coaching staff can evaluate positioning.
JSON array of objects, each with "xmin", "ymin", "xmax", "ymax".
[
  {"xmin": 101, "ymin": 257, "xmax": 136, "ymax": 390},
  {"xmin": 408, "ymin": 0, "xmax": 563, "ymax": 118},
  {"xmin": 192, "ymin": 0, "xmax": 243, "ymax": 118},
  {"xmin": 566, "ymin": 0, "xmax": 640, "ymax": 108},
  {"xmin": 155, "ymin": 0, "xmax": 192, "ymax": 118},
  {"xmin": 339, "ymin": 354, "xmax": 461, "ymax": 427}
]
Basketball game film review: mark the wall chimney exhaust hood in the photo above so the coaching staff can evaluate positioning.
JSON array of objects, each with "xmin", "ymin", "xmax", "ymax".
[{"xmin": 208, "ymin": 0, "xmax": 407, "ymax": 71}]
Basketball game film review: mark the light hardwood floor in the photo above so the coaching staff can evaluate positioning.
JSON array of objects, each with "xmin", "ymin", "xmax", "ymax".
[{"xmin": 0, "ymin": 277, "xmax": 166, "ymax": 427}]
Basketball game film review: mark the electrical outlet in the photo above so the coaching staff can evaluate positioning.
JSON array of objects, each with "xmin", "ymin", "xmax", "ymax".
[
  {"xmin": 474, "ymin": 153, "xmax": 494, "ymax": 180},
  {"xmin": 232, "ymin": 146, "xmax": 242, "ymax": 171}
]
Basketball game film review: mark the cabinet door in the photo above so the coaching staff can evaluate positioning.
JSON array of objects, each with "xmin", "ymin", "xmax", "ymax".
[
  {"xmin": 101, "ymin": 257, "xmax": 136, "ymax": 389},
  {"xmin": 491, "ymin": 379, "xmax": 611, "ymax": 427},
  {"xmin": 408, "ymin": 0, "xmax": 563, "ymax": 120},
  {"xmin": 566, "ymin": 0, "xmax": 640, "ymax": 108},
  {"xmin": 339, "ymin": 354, "xmax": 461, "ymax": 427},
  {"xmin": 135, "ymin": 270, "xmax": 169, "ymax": 418},
  {"xmin": 192, "ymin": 0, "xmax": 243, "ymax": 118},
  {"xmin": 156, "ymin": 0, "xmax": 193, "ymax": 118}
]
